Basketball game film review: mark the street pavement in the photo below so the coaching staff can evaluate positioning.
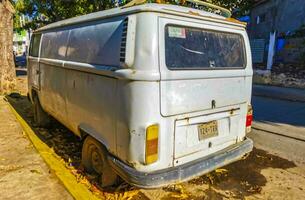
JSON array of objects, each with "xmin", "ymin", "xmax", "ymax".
[
  {"xmin": 252, "ymin": 95, "xmax": 305, "ymax": 128},
  {"xmin": 250, "ymin": 86, "xmax": 305, "ymax": 164}
]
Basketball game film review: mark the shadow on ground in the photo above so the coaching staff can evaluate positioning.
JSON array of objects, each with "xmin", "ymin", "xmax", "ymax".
[
  {"xmin": 6, "ymin": 94, "xmax": 297, "ymax": 200},
  {"xmin": 188, "ymin": 148, "xmax": 296, "ymax": 199}
]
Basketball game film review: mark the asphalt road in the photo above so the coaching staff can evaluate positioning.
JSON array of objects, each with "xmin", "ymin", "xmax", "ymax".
[
  {"xmin": 249, "ymin": 95, "xmax": 305, "ymax": 164},
  {"xmin": 252, "ymin": 96, "xmax": 305, "ymax": 127}
]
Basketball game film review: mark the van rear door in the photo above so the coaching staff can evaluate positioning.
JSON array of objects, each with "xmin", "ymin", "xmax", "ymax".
[{"xmin": 158, "ymin": 18, "xmax": 253, "ymax": 165}]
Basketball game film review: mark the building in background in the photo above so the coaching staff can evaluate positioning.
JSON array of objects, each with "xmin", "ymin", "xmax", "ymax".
[
  {"xmin": 248, "ymin": 0, "xmax": 305, "ymax": 68},
  {"xmin": 13, "ymin": 13, "xmax": 32, "ymax": 56},
  {"xmin": 13, "ymin": 29, "xmax": 31, "ymax": 56}
]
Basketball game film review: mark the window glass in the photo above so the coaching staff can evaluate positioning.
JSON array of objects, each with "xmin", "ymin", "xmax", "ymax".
[
  {"xmin": 41, "ymin": 30, "xmax": 69, "ymax": 59},
  {"xmin": 66, "ymin": 20, "xmax": 123, "ymax": 66},
  {"xmin": 165, "ymin": 25, "xmax": 246, "ymax": 69},
  {"xmin": 29, "ymin": 34, "xmax": 42, "ymax": 57}
]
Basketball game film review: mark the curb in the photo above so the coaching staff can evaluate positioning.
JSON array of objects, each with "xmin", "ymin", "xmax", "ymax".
[
  {"xmin": 252, "ymin": 121, "xmax": 305, "ymax": 142},
  {"xmin": 7, "ymin": 101, "xmax": 100, "ymax": 200}
]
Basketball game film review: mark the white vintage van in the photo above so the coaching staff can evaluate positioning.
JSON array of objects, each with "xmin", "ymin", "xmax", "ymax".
[{"xmin": 28, "ymin": 2, "xmax": 253, "ymax": 188}]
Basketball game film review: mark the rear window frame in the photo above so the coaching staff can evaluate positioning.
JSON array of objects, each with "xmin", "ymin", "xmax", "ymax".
[{"xmin": 164, "ymin": 24, "xmax": 248, "ymax": 71}]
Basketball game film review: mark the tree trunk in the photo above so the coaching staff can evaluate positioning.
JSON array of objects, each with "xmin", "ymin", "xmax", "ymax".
[{"xmin": 0, "ymin": 0, "xmax": 16, "ymax": 95}]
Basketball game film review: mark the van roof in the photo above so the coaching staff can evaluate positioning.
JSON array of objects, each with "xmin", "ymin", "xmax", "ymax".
[{"xmin": 35, "ymin": 3, "xmax": 246, "ymax": 33}]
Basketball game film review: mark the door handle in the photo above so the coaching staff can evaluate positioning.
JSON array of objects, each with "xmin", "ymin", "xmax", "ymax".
[{"xmin": 212, "ymin": 100, "xmax": 216, "ymax": 109}]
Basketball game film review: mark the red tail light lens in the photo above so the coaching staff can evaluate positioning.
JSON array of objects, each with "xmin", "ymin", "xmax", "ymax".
[
  {"xmin": 246, "ymin": 105, "xmax": 253, "ymax": 133},
  {"xmin": 246, "ymin": 114, "xmax": 253, "ymax": 127}
]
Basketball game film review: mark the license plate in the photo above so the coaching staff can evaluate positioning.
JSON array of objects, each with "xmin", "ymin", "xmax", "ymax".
[{"xmin": 198, "ymin": 121, "xmax": 218, "ymax": 140}]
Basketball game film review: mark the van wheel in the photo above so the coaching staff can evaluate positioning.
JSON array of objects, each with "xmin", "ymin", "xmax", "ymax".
[
  {"xmin": 33, "ymin": 95, "xmax": 50, "ymax": 127},
  {"xmin": 82, "ymin": 136, "xmax": 119, "ymax": 187}
]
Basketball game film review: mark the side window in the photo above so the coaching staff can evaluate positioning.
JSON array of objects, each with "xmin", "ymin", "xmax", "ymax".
[
  {"xmin": 29, "ymin": 34, "xmax": 42, "ymax": 57},
  {"xmin": 41, "ymin": 30, "xmax": 69, "ymax": 59},
  {"xmin": 66, "ymin": 19, "xmax": 123, "ymax": 66}
]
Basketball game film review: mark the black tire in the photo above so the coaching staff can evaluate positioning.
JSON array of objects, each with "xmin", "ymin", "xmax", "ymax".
[
  {"xmin": 33, "ymin": 95, "xmax": 50, "ymax": 127},
  {"xmin": 82, "ymin": 136, "xmax": 119, "ymax": 187}
]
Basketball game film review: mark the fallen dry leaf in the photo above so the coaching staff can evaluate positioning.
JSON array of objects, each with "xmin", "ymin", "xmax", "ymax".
[
  {"xmin": 0, "ymin": 165, "xmax": 24, "ymax": 172},
  {"xmin": 215, "ymin": 168, "xmax": 228, "ymax": 174},
  {"xmin": 30, "ymin": 169, "xmax": 42, "ymax": 174}
]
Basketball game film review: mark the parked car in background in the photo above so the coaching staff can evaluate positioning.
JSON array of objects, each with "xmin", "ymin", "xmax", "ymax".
[{"xmin": 15, "ymin": 53, "xmax": 27, "ymax": 68}]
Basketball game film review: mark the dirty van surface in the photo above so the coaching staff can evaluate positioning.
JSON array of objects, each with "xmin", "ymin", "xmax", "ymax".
[{"xmin": 7, "ymin": 76, "xmax": 305, "ymax": 200}]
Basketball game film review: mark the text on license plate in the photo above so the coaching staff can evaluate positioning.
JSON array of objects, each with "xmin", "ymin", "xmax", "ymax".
[{"xmin": 198, "ymin": 121, "xmax": 218, "ymax": 140}]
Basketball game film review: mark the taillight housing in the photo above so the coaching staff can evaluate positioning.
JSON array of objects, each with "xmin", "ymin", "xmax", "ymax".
[
  {"xmin": 145, "ymin": 124, "xmax": 159, "ymax": 165},
  {"xmin": 246, "ymin": 104, "xmax": 253, "ymax": 133}
]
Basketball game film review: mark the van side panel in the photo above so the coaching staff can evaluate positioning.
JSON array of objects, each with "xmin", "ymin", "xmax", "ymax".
[
  {"xmin": 38, "ymin": 29, "xmax": 70, "ymax": 124},
  {"xmin": 39, "ymin": 63, "xmax": 68, "ymax": 124},
  {"xmin": 37, "ymin": 17, "xmax": 126, "ymax": 154},
  {"xmin": 65, "ymin": 70, "xmax": 117, "ymax": 152}
]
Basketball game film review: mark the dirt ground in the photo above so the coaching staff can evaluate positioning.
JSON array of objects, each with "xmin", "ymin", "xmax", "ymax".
[{"xmin": 7, "ymin": 75, "xmax": 305, "ymax": 200}]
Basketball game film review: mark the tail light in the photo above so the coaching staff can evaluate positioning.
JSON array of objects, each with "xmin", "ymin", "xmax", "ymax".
[
  {"xmin": 145, "ymin": 124, "xmax": 159, "ymax": 165},
  {"xmin": 246, "ymin": 104, "xmax": 253, "ymax": 133}
]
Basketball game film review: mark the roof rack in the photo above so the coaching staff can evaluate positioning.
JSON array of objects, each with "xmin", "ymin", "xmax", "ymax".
[
  {"xmin": 184, "ymin": 0, "xmax": 231, "ymax": 18},
  {"xmin": 122, "ymin": 0, "xmax": 147, "ymax": 8},
  {"xmin": 122, "ymin": 0, "xmax": 231, "ymax": 18}
]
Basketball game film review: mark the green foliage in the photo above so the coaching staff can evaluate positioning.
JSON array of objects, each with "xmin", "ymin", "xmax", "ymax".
[
  {"xmin": 208, "ymin": 0, "xmax": 254, "ymax": 17},
  {"xmin": 14, "ymin": 0, "xmax": 120, "ymax": 29},
  {"xmin": 13, "ymin": 12, "xmax": 22, "ymax": 31},
  {"xmin": 14, "ymin": 0, "xmax": 254, "ymax": 29}
]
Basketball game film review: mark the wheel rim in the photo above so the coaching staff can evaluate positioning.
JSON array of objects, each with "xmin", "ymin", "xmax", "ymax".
[{"xmin": 91, "ymin": 146, "xmax": 103, "ymax": 173}]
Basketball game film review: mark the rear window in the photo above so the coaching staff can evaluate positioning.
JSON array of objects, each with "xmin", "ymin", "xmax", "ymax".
[{"xmin": 165, "ymin": 25, "xmax": 246, "ymax": 69}]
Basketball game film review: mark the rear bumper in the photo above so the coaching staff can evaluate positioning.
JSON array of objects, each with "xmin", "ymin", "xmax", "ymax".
[{"xmin": 108, "ymin": 138, "xmax": 253, "ymax": 189}]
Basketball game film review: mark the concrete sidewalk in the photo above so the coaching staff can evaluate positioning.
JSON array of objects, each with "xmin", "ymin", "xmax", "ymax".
[
  {"xmin": 253, "ymin": 84, "xmax": 305, "ymax": 102},
  {"xmin": 0, "ymin": 97, "xmax": 72, "ymax": 200}
]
